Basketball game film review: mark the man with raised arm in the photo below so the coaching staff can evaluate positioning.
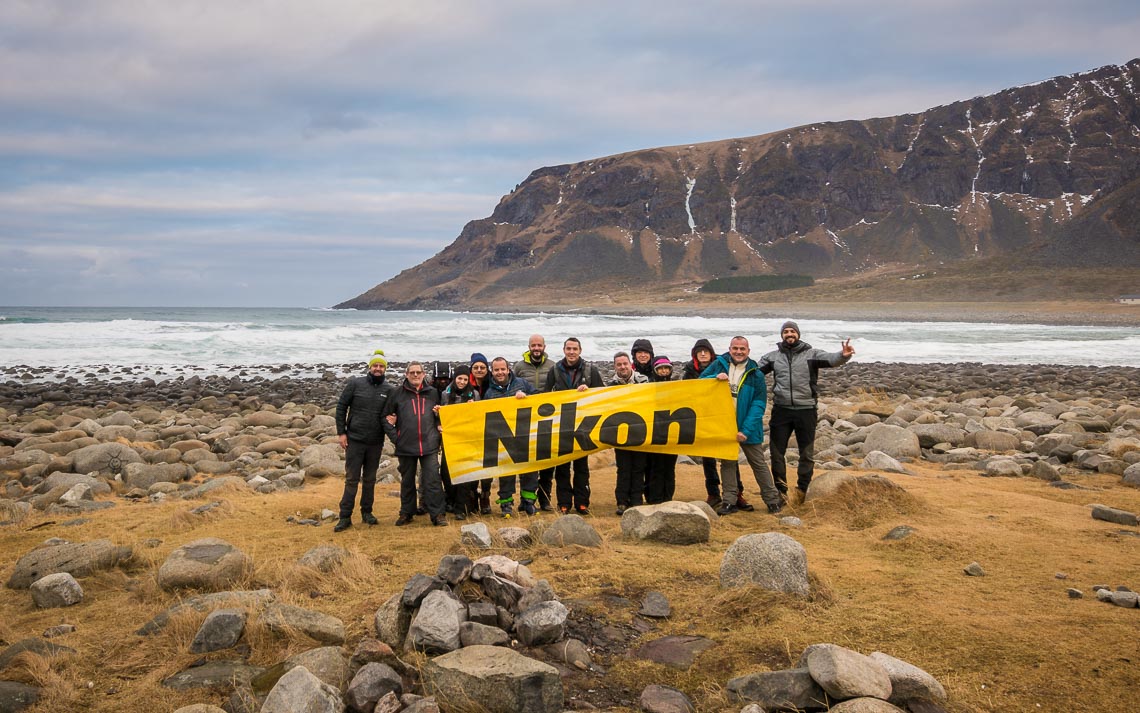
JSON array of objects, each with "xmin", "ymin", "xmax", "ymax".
[{"xmin": 757, "ymin": 321, "xmax": 855, "ymax": 504}]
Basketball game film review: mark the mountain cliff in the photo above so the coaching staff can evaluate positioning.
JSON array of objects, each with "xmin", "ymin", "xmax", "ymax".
[{"xmin": 339, "ymin": 60, "xmax": 1140, "ymax": 309}]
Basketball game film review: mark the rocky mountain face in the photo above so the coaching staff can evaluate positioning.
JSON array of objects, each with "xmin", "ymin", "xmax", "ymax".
[{"xmin": 340, "ymin": 60, "xmax": 1140, "ymax": 309}]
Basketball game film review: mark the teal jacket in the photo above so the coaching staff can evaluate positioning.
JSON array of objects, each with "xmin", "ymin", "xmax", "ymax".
[{"xmin": 700, "ymin": 353, "xmax": 767, "ymax": 444}]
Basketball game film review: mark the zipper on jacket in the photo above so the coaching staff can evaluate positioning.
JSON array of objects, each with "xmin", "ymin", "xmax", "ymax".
[{"xmin": 784, "ymin": 351, "xmax": 795, "ymax": 408}]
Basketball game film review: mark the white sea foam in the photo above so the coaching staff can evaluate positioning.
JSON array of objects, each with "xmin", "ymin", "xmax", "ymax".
[{"xmin": 0, "ymin": 308, "xmax": 1137, "ymax": 372}]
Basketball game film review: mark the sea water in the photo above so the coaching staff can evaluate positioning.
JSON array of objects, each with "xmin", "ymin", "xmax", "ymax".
[{"xmin": 0, "ymin": 307, "xmax": 1137, "ymax": 373}]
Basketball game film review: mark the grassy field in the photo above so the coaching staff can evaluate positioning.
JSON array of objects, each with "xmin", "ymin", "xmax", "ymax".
[{"xmin": 2, "ymin": 458, "xmax": 1138, "ymax": 712}]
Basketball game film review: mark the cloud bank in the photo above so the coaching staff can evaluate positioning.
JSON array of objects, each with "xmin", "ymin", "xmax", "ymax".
[{"xmin": 1, "ymin": 0, "xmax": 1137, "ymax": 305}]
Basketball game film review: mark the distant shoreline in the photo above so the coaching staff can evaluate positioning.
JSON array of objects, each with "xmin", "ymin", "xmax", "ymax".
[{"xmin": 467, "ymin": 300, "xmax": 1140, "ymax": 327}]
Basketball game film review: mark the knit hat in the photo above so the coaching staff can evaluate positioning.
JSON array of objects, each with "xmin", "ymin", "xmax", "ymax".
[
  {"xmin": 781, "ymin": 320, "xmax": 800, "ymax": 337},
  {"xmin": 653, "ymin": 357, "xmax": 672, "ymax": 369},
  {"xmin": 470, "ymin": 352, "xmax": 489, "ymax": 367},
  {"xmin": 453, "ymin": 364, "xmax": 471, "ymax": 378},
  {"xmin": 368, "ymin": 349, "xmax": 388, "ymax": 368}
]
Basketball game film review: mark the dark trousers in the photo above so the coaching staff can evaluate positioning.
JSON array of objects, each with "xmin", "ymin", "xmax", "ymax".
[
  {"xmin": 555, "ymin": 457, "xmax": 590, "ymax": 509},
  {"xmin": 399, "ymin": 453, "xmax": 444, "ymax": 517},
  {"xmin": 769, "ymin": 405, "xmax": 818, "ymax": 493},
  {"xmin": 614, "ymin": 449, "xmax": 646, "ymax": 507},
  {"xmin": 440, "ymin": 448, "xmax": 474, "ymax": 514},
  {"xmin": 645, "ymin": 453, "xmax": 676, "ymax": 504},
  {"xmin": 338, "ymin": 439, "xmax": 382, "ymax": 518},
  {"xmin": 536, "ymin": 467, "xmax": 555, "ymax": 508},
  {"xmin": 497, "ymin": 472, "xmax": 539, "ymax": 503},
  {"xmin": 701, "ymin": 456, "xmax": 720, "ymax": 499}
]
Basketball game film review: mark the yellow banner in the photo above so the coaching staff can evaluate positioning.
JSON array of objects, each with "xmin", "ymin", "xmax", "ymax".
[{"xmin": 440, "ymin": 379, "xmax": 740, "ymax": 484}]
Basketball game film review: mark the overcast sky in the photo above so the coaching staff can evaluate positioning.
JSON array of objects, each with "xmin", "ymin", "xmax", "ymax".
[{"xmin": 2, "ymin": 1, "xmax": 1137, "ymax": 307}]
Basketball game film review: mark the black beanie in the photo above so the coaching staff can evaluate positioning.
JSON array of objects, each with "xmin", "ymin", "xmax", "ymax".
[{"xmin": 781, "ymin": 320, "xmax": 800, "ymax": 337}]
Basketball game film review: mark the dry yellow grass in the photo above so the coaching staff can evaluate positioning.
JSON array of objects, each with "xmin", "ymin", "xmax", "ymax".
[{"xmin": 2, "ymin": 459, "xmax": 1138, "ymax": 712}]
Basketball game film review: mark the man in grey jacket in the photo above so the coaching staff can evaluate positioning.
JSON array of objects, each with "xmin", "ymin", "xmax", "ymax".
[{"xmin": 757, "ymin": 321, "xmax": 855, "ymax": 503}]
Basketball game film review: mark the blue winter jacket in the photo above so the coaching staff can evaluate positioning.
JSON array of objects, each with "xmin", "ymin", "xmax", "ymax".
[
  {"xmin": 483, "ymin": 373, "xmax": 535, "ymax": 400},
  {"xmin": 699, "ymin": 353, "xmax": 767, "ymax": 444}
]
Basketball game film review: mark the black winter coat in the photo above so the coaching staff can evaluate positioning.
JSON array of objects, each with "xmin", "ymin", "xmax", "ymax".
[
  {"xmin": 545, "ymin": 359, "xmax": 604, "ymax": 392},
  {"xmin": 335, "ymin": 375, "xmax": 393, "ymax": 444},
  {"xmin": 382, "ymin": 380, "xmax": 442, "ymax": 456}
]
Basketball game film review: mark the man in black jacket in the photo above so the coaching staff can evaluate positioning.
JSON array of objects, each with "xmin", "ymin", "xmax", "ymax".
[
  {"xmin": 545, "ymin": 337, "xmax": 604, "ymax": 514},
  {"xmin": 383, "ymin": 362, "xmax": 446, "ymax": 526},
  {"xmin": 334, "ymin": 350, "xmax": 393, "ymax": 532}
]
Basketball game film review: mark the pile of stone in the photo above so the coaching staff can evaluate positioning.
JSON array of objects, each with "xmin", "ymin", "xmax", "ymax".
[
  {"xmin": 0, "ymin": 401, "xmax": 385, "ymax": 522},
  {"xmin": 795, "ymin": 391, "xmax": 1140, "ymax": 495},
  {"xmin": 727, "ymin": 642, "xmax": 948, "ymax": 713}
]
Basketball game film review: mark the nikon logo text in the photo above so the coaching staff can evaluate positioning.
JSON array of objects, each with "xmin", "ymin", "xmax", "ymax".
[{"xmin": 482, "ymin": 402, "xmax": 696, "ymax": 467}]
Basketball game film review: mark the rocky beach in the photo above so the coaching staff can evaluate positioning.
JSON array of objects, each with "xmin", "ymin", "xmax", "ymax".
[{"xmin": 1, "ymin": 360, "xmax": 1139, "ymax": 712}]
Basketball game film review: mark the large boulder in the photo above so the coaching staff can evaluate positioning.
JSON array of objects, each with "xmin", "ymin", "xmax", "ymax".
[
  {"xmin": 620, "ymin": 502, "xmax": 710, "ymax": 544},
  {"xmin": 161, "ymin": 660, "xmax": 265, "ymax": 691},
  {"xmin": 261, "ymin": 604, "xmax": 347, "ymax": 645},
  {"xmin": 261, "ymin": 666, "xmax": 343, "ymax": 713},
  {"xmin": 726, "ymin": 668, "xmax": 829, "ymax": 709},
  {"xmin": 862, "ymin": 425, "xmax": 920, "ymax": 459},
  {"xmin": 804, "ymin": 471, "xmax": 858, "ymax": 502},
  {"xmin": 472, "ymin": 556, "xmax": 537, "ymax": 587},
  {"xmin": 969, "ymin": 430, "xmax": 1021, "ymax": 452},
  {"xmin": 0, "ymin": 499, "xmax": 32, "ymax": 524},
  {"xmin": 346, "ymin": 663, "xmax": 402, "ymax": 713},
  {"xmin": 122, "ymin": 462, "xmax": 192, "ymax": 490},
  {"xmin": 374, "ymin": 594, "xmax": 413, "ymax": 650},
  {"xmin": 157, "ymin": 538, "xmax": 252, "ymax": 592},
  {"xmin": 907, "ymin": 424, "xmax": 967, "ymax": 448},
  {"xmin": 868, "ymin": 651, "xmax": 947, "ymax": 705},
  {"xmin": 0, "ymin": 682, "xmax": 41, "ymax": 713},
  {"xmin": 298, "ymin": 545, "xmax": 350, "ymax": 573},
  {"xmin": 423, "ymin": 645, "xmax": 563, "ymax": 713},
  {"xmin": 804, "ymin": 643, "xmax": 892, "ymax": 701},
  {"xmin": 70, "ymin": 442, "xmax": 143, "ymax": 475},
  {"xmin": 407, "ymin": 590, "xmax": 466, "ymax": 654},
  {"xmin": 7, "ymin": 539, "xmax": 133, "ymax": 589},
  {"xmin": 720, "ymin": 532, "xmax": 810, "ymax": 597},
  {"xmin": 300, "ymin": 444, "xmax": 344, "ymax": 470},
  {"xmin": 41, "ymin": 472, "xmax": 112, "ymax": 496},
  {"xmin": 189, "ymin": 609, "xmax": 247, "ymax": 654},
  {"xmin": 245, "ymin": 411, "xmax": 291, "ymax": 428},
  {"xmin": 287, "ymin": 647, "xmax": 352, "ymax": 691},
  {"xmin": 514, "ymin": 601, "xmax": 568, "ymax": 646},
  {"xmin": 30, "ymin": 572, "xmax": 84, "ymax": 608},
  {"xmin": 860, "ymin": 451, "xmax": 907, "ymax": 474},
  {"xmin": 539, "ymin": 514, "xmax": 602, "ymax": 548}
]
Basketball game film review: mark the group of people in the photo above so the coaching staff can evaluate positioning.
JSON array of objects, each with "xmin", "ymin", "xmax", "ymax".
[{"xmin": 333, "ymin": 322, "xmax": 854, "ymax": 531}]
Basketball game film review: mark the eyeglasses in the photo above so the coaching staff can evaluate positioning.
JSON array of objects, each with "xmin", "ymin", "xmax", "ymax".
[{"xmin": 406, "ymin": 370, "xmax": 424, "ymax": 375}]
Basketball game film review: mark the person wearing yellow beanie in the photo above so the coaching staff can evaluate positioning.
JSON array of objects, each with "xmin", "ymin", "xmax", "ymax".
[{"xmin": 333, "ymin": 348, "xmax": 393, "ymax": 532}]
